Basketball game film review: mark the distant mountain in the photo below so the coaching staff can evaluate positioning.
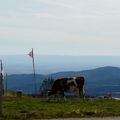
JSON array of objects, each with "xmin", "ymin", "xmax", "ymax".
[
  {"xmin": 5, "ymin": 66, "xmax": 120, "ymax": 97},
  {"xmin": 1, "ymin": 55, "xmax": 120, "ymax": 74},
  {"xmin": 49, "ymin": 66, "xmax": 120, "ymax": 83}
]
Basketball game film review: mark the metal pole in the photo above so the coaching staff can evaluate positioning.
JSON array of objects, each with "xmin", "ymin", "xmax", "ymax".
[
  {"xmin": 0, "ymin": 60, "xmax": 3, "ymax": 114},
  {"xmin": 32, "ymin": 48, "xmax": 37, "ymax": 95}
]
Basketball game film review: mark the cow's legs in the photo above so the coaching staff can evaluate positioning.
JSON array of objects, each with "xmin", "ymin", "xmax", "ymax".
[
  {"xmin": 82, "ymin": 86, "xmax": 85, "ymax": 99},
  {"xmin": 62, "ymin": 91, "xmax": 67, "ymax": 101},
  {"xmin": 79, "ymin": 86, "xmax": 85, "ymax": 98},
  {"xmin": 79, "ymin": 87, "xmax": 82, "ymax": 97}
]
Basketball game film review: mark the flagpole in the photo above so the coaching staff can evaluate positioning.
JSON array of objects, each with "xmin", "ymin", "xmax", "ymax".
[
  {"xmin": 0, "ymin": 60, "xmax": 3, "ymax": 114},
  {"xmin": 32, "ymin": 48, "xmax": 37, "ymax": 95}
]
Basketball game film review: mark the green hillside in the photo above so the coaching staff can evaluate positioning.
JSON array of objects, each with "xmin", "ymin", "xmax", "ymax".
[{"xmin": 0, "ymin": 97, "xmax": 120, "ymax": 120}]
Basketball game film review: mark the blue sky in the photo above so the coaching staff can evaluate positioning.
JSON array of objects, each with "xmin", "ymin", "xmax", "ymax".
[{"xmin": 0, "ymin": 0, "xmax": 120, "ymax": 55}]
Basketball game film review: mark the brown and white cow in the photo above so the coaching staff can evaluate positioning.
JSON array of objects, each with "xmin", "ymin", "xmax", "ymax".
[{"xmin": 48, "ymin": 77, "xmax": 85, "ymax": 98}]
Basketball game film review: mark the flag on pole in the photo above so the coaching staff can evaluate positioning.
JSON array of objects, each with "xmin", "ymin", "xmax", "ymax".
[
  {"xmin": 28, "ymin": 48, "xmax": 37, "ymax": 94},
  {"xmin": 28, "ymin": 49, "xmax": 33, "ymax": 58}
]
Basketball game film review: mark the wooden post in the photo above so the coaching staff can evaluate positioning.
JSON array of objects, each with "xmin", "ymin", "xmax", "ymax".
[
  {"xmin": 0, "ymin": 60, "xmax": 3, "ymax": 114},
  {"xmin": 5, "ymin": 74, "xmax": 7, "ymax": 96}
]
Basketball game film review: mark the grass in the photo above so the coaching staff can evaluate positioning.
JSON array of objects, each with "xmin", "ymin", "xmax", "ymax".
[{"xmin": 0, "ymin": 97, "xmax": 120, "ymax": 119}]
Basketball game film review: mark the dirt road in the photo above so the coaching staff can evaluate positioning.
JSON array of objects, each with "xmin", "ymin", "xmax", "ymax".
[{"xmin": 41, "ymin": 117, "xmax": 120, "ymax": 120}]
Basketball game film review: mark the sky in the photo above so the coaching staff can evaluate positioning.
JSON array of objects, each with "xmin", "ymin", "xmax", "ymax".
[{"xmin": 0, "ymin": 0, "xmax": 120, "ymax": 55}]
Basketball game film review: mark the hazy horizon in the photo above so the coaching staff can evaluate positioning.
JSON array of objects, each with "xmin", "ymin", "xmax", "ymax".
[{"xmin": 1, "ymin": 55, "xmax": 120, "ymax": 75}]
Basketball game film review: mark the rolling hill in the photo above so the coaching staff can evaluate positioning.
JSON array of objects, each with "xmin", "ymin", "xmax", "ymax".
[{"xmin": 5, "ymin": 66, "xmax": 120, "ymax": 97}]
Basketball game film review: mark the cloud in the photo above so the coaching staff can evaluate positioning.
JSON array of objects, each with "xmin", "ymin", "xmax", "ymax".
[
  {"xmin": 32, "ymin": 12, "xmax": 59, "ymax": 19},
  {"xmin": 1, "ymin": 0, "xmax": 120, "ymax": 55},
  {"xmin": 35, "ymin": 0, "xmax": 78, "ymax": 10}
]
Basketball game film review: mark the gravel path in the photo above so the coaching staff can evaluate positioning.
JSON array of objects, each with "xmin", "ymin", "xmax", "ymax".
[{"xmin": 41, "ymin": 117, "xmax": 120, "ymax": 120}]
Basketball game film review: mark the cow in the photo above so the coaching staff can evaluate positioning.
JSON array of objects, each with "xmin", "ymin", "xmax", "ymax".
[{"xmin": 47, "ymin": 77, "xmax": 85, "ymax": 99}]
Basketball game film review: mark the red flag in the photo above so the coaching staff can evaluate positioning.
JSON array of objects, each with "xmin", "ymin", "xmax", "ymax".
[{"xmin": 28, "ymin": 49, "xmax": 33, "ymax": 58}]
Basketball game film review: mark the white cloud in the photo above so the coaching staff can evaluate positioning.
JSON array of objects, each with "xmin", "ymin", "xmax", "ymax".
[
  {"xmin": 0, "ymin": 0, "xmax": 120, "ymax": 55},
  {"xmin": 35, "ymin": 0, "xmax": 78, "ymax": 10}
]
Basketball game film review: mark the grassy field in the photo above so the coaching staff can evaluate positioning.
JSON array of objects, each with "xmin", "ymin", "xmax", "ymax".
[{"xmin": 0, "ymin": 97, "xmax": 120, "ymax": 120}]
